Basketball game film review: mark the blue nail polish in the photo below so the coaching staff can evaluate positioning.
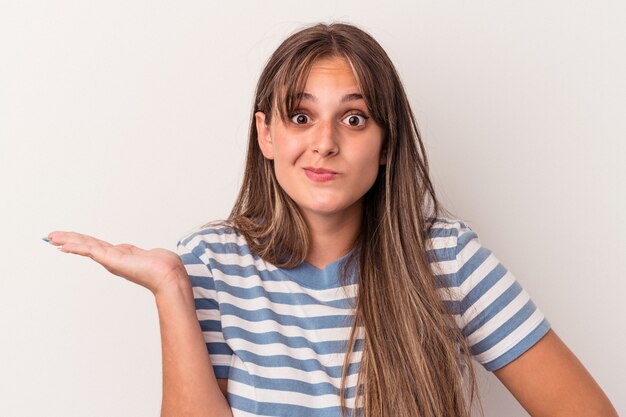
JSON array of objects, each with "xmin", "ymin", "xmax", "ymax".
[{"xmin": 42, "ymin": 237, "xmax": 51, "ymax": 243}]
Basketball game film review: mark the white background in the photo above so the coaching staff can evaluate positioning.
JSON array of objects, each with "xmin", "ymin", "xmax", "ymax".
[{"xmin": 1, "ymin": 1, "xmax": 624, "ymax": 416}]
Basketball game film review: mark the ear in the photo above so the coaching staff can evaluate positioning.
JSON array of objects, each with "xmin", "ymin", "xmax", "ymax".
[
  {"xmin": 379, "ymin": 146, "xmax": 387, "ymax": 165},
  {"xmin": 255, "ymin": 111, "xmax": 274, "ymax": 160}
]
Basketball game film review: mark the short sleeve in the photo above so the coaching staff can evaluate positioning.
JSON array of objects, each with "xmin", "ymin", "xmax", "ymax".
[
  {"xmin": 454, "ymin": 222, "xmax": 551, "ymax": 371},
  {"xmin": 176, "ymin": 236, "xmax": 233, "ymax": 378}
]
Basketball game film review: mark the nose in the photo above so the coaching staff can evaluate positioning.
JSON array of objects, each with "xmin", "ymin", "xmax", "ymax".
[{"xmin": 311, "ymin": 118, "xmax": 339, "ymax": 157}]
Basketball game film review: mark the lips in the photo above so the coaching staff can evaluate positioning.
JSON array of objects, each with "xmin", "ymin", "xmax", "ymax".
[
  {"xmin": 303, "ymin": 167, "xmax": 338, "ymax": 182},
  {"xmin": 304, "ymin": 167, "xmax": 338, "ymax": 174}
]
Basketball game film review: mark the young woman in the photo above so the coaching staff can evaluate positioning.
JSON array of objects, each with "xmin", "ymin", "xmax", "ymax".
[{"xmin": 45, "ymin": 22, "xmax": 617, "ymax": 417}]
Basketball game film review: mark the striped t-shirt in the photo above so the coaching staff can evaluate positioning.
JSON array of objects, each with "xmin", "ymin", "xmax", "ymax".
[{"xmin": 175, "ymin": 218, "xmax": 551, "ymax": 417}]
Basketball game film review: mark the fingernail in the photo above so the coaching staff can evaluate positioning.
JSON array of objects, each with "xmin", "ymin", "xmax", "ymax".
[{"xmin": 42, "ymin": 237, "xmax": 51, "ymax": 243}]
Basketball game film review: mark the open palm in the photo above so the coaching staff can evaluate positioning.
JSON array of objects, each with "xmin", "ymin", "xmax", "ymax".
[{"xmin": 46, "ymin": 231, "xmax": 187, "ymax": 295}]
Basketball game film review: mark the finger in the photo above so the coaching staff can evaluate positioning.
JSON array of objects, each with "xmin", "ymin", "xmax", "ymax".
[
  {"xmin": 48, "ymin": 231, "xmax": 113, "ymax": 248},
  {"xmin": 58, "ymin": 243, "xmax": 98, "ymax": 259},
  {"xmin": 51, "ymin": 231, "xmax": 112, "ymax": 246}
]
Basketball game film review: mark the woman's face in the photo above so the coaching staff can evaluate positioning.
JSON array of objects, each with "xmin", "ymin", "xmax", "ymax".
[{"xmin": 255, "ymin": 56, "xmax": 385, "ymax": 221}]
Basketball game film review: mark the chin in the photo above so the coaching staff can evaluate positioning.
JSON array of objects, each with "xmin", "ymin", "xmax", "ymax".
[{"xmin": 302, "ymin": 200, "xmax": 359, "ymax": 217}]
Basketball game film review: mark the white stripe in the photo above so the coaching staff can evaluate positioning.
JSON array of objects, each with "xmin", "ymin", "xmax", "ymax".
[
  {"xmin": 228, "ymin": 348, "xmax": 362, "ymax": 388},
  {"xmin": 196, "ymin": 308, "xmax": 221, "ymax": 322},
  {"xmin": 431, "ymin": 258, "xmax": 458, "ymax": 276},
  {"xmin": 226, "ymin": 334, "xmax": 364, "ymax": 367},
  {"xmin": 212, "ymin": 269, "xmax": 359, "ymax": 300},
  {"xmin": 183, "ymin": 263, "xmax": 211, "ymax": 277},
  {"xmin": 210, "ymin": 252, "xmax": 267, "ymax": 269},
  {"xmin": 227, "ymin": 370, "xmax": 359, "ymax": 410},
  {"xmin": 205, "ymin": 352, "xmax": 232, "ymax": 367},
  {"xmin": 192, "ymin": 285, "xmax": 219, "ymax": 303},
  {"xmin": 216, "ymin": 290, "xmax": 355, "ymax": 317},
  {"xmin": 429, "ymin": 235, "xmax": 457, "ymax": 250}
]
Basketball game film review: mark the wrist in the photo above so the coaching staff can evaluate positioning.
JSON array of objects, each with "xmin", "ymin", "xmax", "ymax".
[{"xmin": 153, "ymin": 272, "xmax": 193, "ymax": 303}]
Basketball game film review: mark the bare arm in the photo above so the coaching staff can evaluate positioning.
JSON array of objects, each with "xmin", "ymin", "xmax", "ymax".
[
  {"xmin": 156, "ymin": 277, "xmax": 233, "ymax": 417},
  {"xmin": 494, "ymin": 329, "xmax": 618, "ymax": 417}
]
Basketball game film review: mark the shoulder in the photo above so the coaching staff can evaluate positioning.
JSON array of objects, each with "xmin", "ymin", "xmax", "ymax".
[
  {"xmin": 425, "ymin": 217, "xmax": 482, "ymax": 287},
  {"xmin": 176, "ymin": 220, "xmax": 252, "ymax": 261},
  {"xmin": 177, "ymin": 220, "xmax": 244, "ymax": 246},
  {"xmin": 176, "ymin": 220, "xmax": 259, "ymax": 272},
  {"xmin": 427, "ymin": 216, "xmax": 473, "ymax": 238},
  {"xmin": 426, "ymin": 217, "xmax": 474, "ymax": 259}
]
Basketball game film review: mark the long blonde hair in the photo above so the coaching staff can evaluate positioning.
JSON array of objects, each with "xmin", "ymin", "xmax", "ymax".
[{"xmin": 224, "ymin": 22, "xmax": 483, "ymax": 417}]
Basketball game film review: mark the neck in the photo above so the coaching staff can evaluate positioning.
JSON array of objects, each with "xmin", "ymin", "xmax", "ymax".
[{"xmin": 302, "ymin": 200, "xmax": 363, "ymax": 269}]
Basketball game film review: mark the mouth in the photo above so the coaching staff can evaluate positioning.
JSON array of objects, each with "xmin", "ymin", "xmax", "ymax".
[
  {"xmin": 303, "ymin": 167, "xmax": 339, "ymax": 182},
  {"xmin": 303, "ymin": 166, "xmax": 338, "ymax": 174}
]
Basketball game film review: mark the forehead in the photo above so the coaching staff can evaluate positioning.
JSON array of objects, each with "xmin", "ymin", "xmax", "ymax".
[
  {"xmin": 271, "ymin": 55, "xmax": 364, "ymax": 119},
  {"xmin": 305, "ymin": 56, "xmax": 359, "ymax": 87},
  {"xmin": 309, "ymin": 55, "xmax": 353, "ymax": 72}
]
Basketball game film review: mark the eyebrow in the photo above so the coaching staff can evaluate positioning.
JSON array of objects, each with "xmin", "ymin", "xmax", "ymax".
[{"xmin": 295, "ymin": 92, "xmax": 364, "ymax": 103}]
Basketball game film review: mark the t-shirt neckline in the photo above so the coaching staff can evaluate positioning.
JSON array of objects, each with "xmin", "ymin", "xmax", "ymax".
[{"xmin": 278, "ymin": 249, "xmax": 356, "ymax": 290}]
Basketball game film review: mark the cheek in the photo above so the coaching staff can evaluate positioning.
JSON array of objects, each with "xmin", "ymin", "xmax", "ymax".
[
  {"xmin": 361, "ymin": 162, "xmax": 381, "ymax": 190},
  {"xmin": 271, "ymin": 142, "xmax": 301, "ymax": 188},
  {"xmin": 357, "ymin": 144, "xmax": 383, "ymax": 169},
  {"xmin": 359, "ymin": 147, "xmax": 384, "ymax": 185},
  {"xmin": 273, "ymin": 137, "xmax": 304, "ymax": 164}
]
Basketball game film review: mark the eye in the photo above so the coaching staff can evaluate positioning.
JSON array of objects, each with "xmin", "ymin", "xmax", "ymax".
[
  {"xmin": 289, "ymin": 113, "xmax": 310, "ymax": 125},
  {"xmin": 342, "ymin": 112, "xmax": 369, "ymax": 127},
  {"xmin": 288, "ymin": 111, "xmax": 370, "ymax": 127}
]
